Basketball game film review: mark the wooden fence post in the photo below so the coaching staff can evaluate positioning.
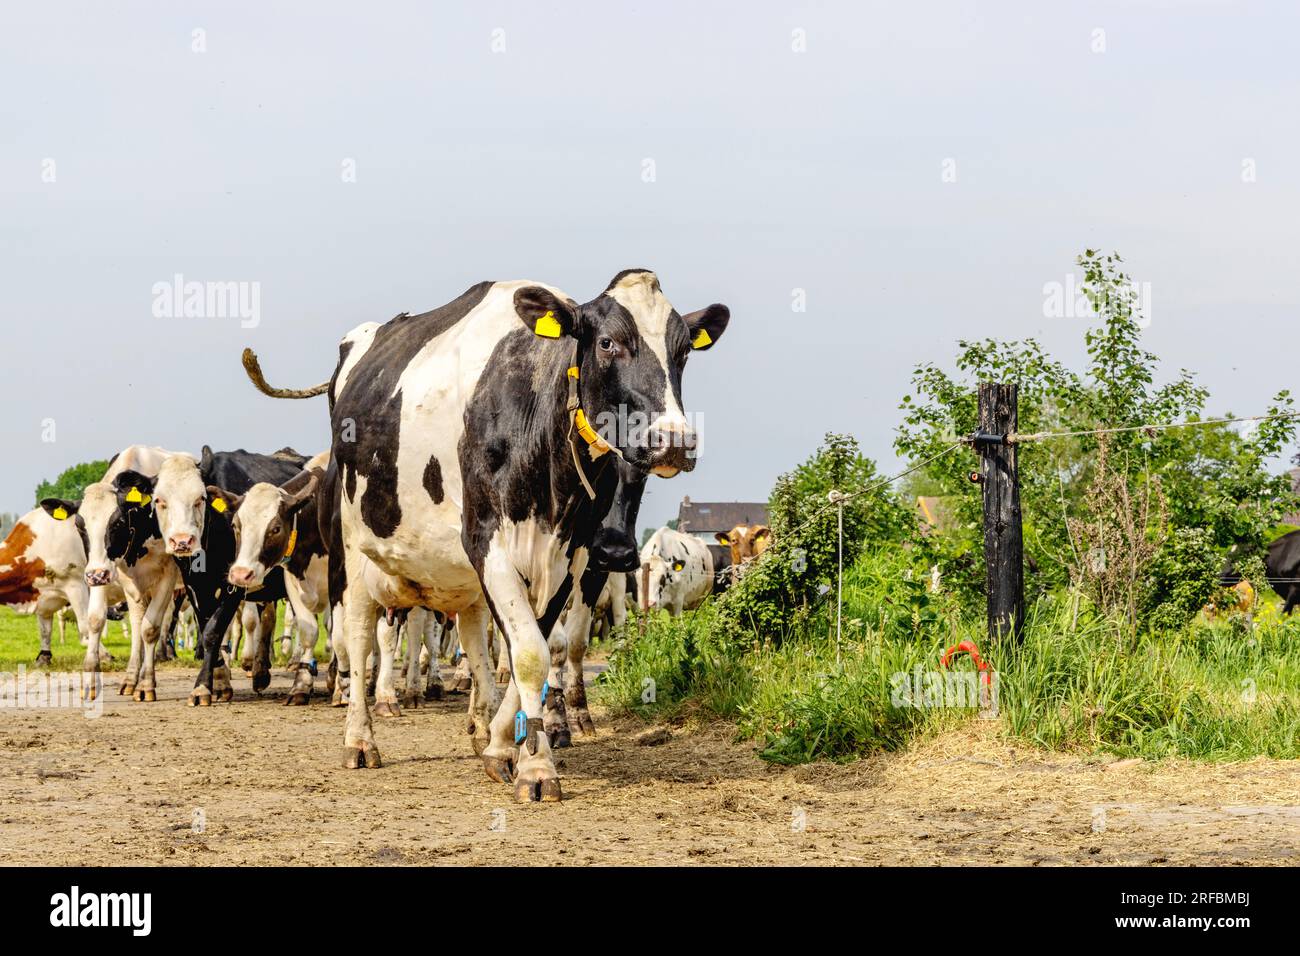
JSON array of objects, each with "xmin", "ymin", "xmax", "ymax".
[{"xmin": 977, "ymin": 382, "xmax": 1025, "ymax": 642}]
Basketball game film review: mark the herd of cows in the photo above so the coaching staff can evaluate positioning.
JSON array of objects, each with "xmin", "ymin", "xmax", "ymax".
[{"xmin": 0, "ymin": 270, "xmax": 776, "ymax": 803}]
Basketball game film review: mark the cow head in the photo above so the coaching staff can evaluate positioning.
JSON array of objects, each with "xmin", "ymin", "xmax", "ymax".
[
  {"xmin": 67, "ymin": 478, "xmax": 154, "ymax": 586},
  {"xmin": 515, "ymin": 270, "xmax": 730, "ymax": 478},
  {"xmin": 227, "ymin": 470, "xmax": 317, "ymax": 588},
  {"xmin": 149, "ymin": 455, "xmax": 219, "ymax": 556},
  {"xmin": 717, "ymin": 524, "xmax": 771, "ymax": 568}
]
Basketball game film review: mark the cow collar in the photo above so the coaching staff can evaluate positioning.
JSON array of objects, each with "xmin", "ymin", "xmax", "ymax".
[{"xmin": 565, "ymin": 341, "xmax": 619, "ymax": 500}]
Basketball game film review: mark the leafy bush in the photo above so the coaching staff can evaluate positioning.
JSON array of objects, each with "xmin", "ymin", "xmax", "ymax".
[{"xmin": 715, "ymin": 433, "xmax": 913, "ymax": 644}]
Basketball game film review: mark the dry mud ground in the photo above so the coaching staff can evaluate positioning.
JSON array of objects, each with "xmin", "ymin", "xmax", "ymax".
[{"xmin": 2, "ymin": 665, "xmax": 1297, "ymax": 866}]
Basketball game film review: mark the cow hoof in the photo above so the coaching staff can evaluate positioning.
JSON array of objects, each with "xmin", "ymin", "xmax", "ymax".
[
  {"xmin": 401, "ymin": 692, "xmax": 420, "ymax": 709},
  {"xmin": 189, "ymin": 690, "xmax": 211, "ymax": 707},
  {"xmin": 241, "ymin": 661, "xmax": 254, "ymax": 676},
  {"xmin": 252, "ymin": 670, "xmax": 271, "ymax": 693},
  {"xmin": 515, "ymin": 776, "xmax": 563, "ymax": 803},
  {"xmin": 575, "ymin": 712, "xmax": 597, "ymax": 736},
  {"xmin": 549, "ymin": 730, "xmax": 572, "ymax": 749},
  {"xmin": 373, "ymin": 700, "xmax": 402, "ymax": 718},
  {"xmin": 342, "ymin": 743, "xmax": 381, "ymax": 770},
  {"xmin": 424, "ymin": 682, "xmax": 444, "ymax": 701},
  {"xmin": 331, "ymin": 694, "xmax": 347, "ymax": 708},
  {"xmin": 119, "ymin": 682, "xmax": 135, "ymax": 696},
  {"xmin": 34, "ymin": 651, "xmax": 53, "ymax": 668},
  {"xmin": 481, "ymin": 756, "xmax": 515, "ymax": 784},
  {"xmin": 82, "ymin": 684, "xmax": 99, "ymax": 702},
  {"xmin": 285, "ymin": 691, "xmax": 310, "ymax": 706},
  {"xmin": 133, "ymin": 688, "xmax": 156, "ymax": 703}
]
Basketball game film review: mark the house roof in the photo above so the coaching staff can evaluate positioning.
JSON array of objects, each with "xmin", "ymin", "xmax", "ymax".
[{"xmin": 677, "ymin": 497, "xmax": 770, "ymax": 534}]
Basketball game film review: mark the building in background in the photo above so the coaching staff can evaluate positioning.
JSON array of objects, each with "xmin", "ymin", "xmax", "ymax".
[{"xmin": 676, "ymin": 496, "xmax": 770, "ymax": 543}]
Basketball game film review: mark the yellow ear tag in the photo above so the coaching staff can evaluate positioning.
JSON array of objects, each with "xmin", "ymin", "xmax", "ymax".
[
  {"xmin": 534, "ymin": 310, "xmax": 562, "ymax": 338},
  {"xmin": 718, "ymin": 536, "xmax": 729, "ymax": 546},
  {"xmin": 210, "ymin": 497, "xmax": 227, "ymax": 514},
  {"xmin": 691, "ymin": 328, "xmax": 713, "ymax": 350},
  {"xmin": 124, "ymin": 487, "xmax": 144, "ymax": 504},
  {"xmin": 52, "ymin": 507, "xmax": 69, "ymax": 521}
]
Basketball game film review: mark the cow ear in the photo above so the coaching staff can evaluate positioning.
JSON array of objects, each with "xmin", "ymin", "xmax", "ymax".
[
  {"xmin": 715, "ymin": 532, "xmax": 730, "ymax": 546},
  {"xmin": 113, "ymin": 470, "xmax": 155, "ymax": 507},
  {"xmin": 683, "ymin": 304, "xmax": 730, "ymax": 351},
  {"xmin": 280, "ymin": 471, "xmax": 318, "ymax": 516},
  {"xmin": 40, "ymin": 498, "xmax": 80, "ymax": 521},
  {"xmin": 206, "ymin": 486, "xmax": 241, "ymax": 516},
  {"xmin": 199, "ymin": 445, "xmax": 215, "ymax": 478},
  {"xmin": 752, "ymin": 527, "xmax": 771, "ymax": 544},
  {"xmin": 514, "ymin": 287, "xmax": 580, "ymax": 340}
]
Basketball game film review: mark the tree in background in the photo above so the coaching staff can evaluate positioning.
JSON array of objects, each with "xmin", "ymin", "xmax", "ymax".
[
  {"xmin": 0, "ymin": 512, "xmax": 19, "ymax": 539},
  {"xmin": 894, "ymin": 250, "xmax": 1297, "ymax": 626},
  {"xmin": 717, "ymin": 433, "xmax": 913, "ymax": 643},
  {"xmin": 34, "ymin": 459, "xmax": 112, "ymax": 505}
]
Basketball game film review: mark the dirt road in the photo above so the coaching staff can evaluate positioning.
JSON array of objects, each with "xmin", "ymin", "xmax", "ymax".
[{"xmin": 2, "ymin": 666, "xmax": 1297, "ymax": 865}]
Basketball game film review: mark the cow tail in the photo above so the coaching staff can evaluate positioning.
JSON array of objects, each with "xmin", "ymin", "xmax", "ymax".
[{"xmin": 241, "ymin": 348, "xmax": 330, "ymax": 399}]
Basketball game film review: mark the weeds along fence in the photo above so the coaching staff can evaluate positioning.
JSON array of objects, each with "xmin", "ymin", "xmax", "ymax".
[{"xmin": 685, "ymin": 382, "xmax": 1300, "ymax": 657}]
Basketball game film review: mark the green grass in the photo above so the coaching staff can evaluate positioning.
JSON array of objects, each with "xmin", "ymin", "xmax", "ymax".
[
  {"xmin": 598, "ymin": 550, "xmax": 1300, "ymax": 764},
  {"xmin": 0, "ymin": 604, "xmax": 325, "ymax": 672}
]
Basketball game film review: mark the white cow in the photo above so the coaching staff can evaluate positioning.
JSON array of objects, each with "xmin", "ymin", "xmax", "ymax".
[{"xmin": 640, "ymin": 528, "xmax": 714, "ymax": 616}]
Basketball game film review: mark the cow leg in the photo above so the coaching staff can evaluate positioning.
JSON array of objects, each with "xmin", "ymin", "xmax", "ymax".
[
  {"xmin": 82, "ymin": 587, "xmax": 109, "ymax": 700},
  {"xmin": 455, "ymin": 602, "xmax": 498, "ymax": 763},
  {"xmin": 249, "ymin": 603, "xmax": 276, "ymax": 693},
  {"xmin": 1285, "ymin": 586, "xmax": 1300, "ymax": 616},
  {"xmin": 191, "ymin": 598, "xmax": 241, "ymax": 707},
  {"xmin": 422, "ymin": 612, "xmax": 444, "ymax": 701},
  {"xmin": 134, "ymin": 571, "xmax": 178, "ymax": 703},
  {"xmin": 119, "ymin": 598, "xmax": 146, "ymax": 696},
  {"xmin": 284, "ymin": 583, "xmax": 318, "ymax": 706},
  {"xmin": 491, "ymin": 624, "xmax": 510, "ymax": 684},
  {"xmin": 544, "ymin": 621, "xmax": 571, "ymax": 748},
  {"xmin": 341, "ymin": 550, "xmax": 382, "ymax": 768},
  {"xmin": 239, "ymin": 602, "xmax": 259, "ymax": 677},
  {"xmin": 563, "ymin": 601, "xmax": 596, "ymax": 736},
  {"xmin": 35, "ymin": 609, "xmax": 55, "ymax": 667},
  {"xmin": 479, "ymin": 550, "xmax": 561, "ymax": 802},
  {"xmin": 401, "ymin": 608, "xmax": 424, "ymax": 709},
  {"xmin": 373, "ymin": 615, "xmax": 402, "ymax": 718},
  {"xmin": 328, "ymin": 602, "xmax": 350, "ymax": 706}
]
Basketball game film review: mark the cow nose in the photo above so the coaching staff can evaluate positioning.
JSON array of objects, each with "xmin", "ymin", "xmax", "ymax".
[
  {"xmin": 228, "ymin": 566, "xmax": 256, "ymax": 587},
  {"xmin": 647, "ymin": 427, "xmax": 697, "ymax": 474},
  {"xmin": 591, "ymin": 528, "xmax": 639, "ymax": 573},
  {"xmin": 169, "ymin": 534, "xmax": 197, "ymax": 554},
  {"xmin": 85, "ymin": 568, "xmax": 112, "ymax": 586}
]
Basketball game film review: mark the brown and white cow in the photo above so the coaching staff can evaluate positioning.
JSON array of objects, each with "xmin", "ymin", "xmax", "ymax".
[
  {"xmin": 0, "ymin": 507, "xmax": 100, "ymax": 669},
  {"xmin": 225, "ymin": 452, "xmax": 330, "ymax": 705},
  {"xmin": 717, "ymin": 523, "xmax": 772, "ymax": 569}
]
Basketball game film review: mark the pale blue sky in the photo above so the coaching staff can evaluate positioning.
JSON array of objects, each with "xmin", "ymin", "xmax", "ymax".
[{"xmin": 2, "ymin": 1, "xmax": 1297, "ymax": 534}]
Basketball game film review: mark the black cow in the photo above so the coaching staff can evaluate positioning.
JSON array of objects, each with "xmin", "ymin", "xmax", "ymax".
[{"xmin": 243, "ymin": 270, "xmax": 730, "ymax": 802}]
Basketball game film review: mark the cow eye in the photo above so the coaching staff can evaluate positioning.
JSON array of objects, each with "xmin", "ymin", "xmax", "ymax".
[
  {"xmin": 271, "ymin": 524, "xmax": 282, "ymax": 535},
  {"xmin": 598, "ymin": 337, "xmax": 615, "ymax": 353}
]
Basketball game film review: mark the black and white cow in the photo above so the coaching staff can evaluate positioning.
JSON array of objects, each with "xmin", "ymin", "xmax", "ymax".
[
  {"xmin": 244, "ymin": 270, "xmax": 729, "ymax": 801},
  {"xmin": 547, "ymin": 460, "xmax": 645, "ymax": 744},
  {"xmin": 119, "ymin": 455, "xmax": 288, "ymax": 706},
  {"xmin": 55, "ymin": 445, "xmax": 181, "ymax": 701},
  {"xmin": 639, "ymin": 527, "xmax": 715, "ymax": 615}
]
